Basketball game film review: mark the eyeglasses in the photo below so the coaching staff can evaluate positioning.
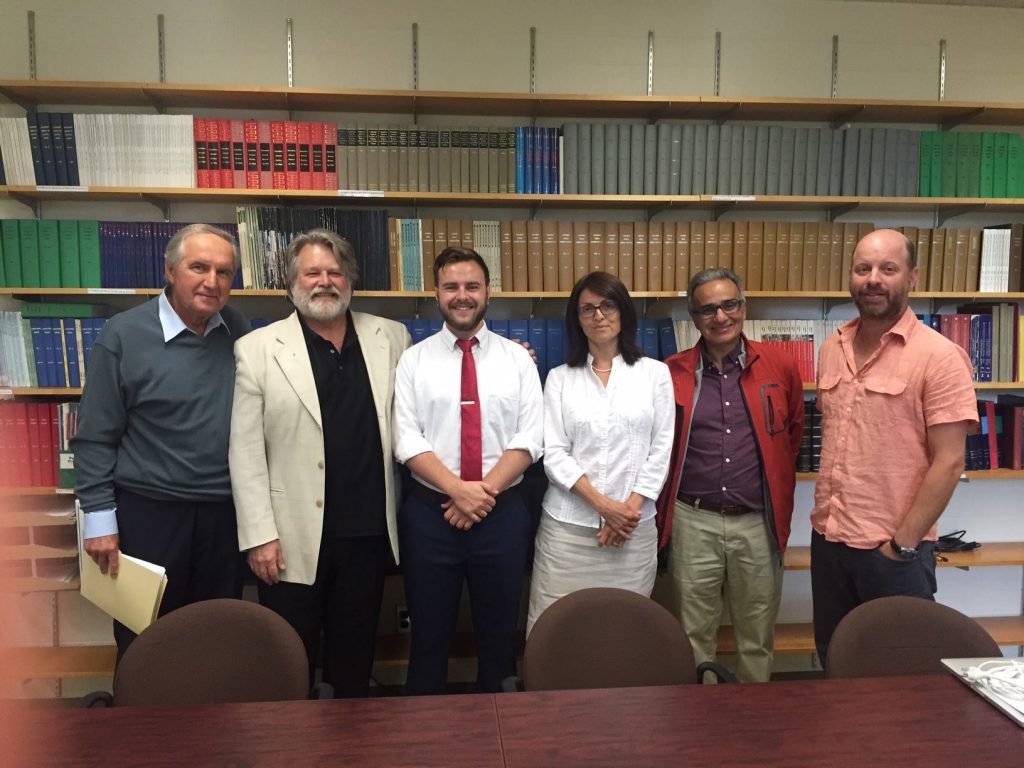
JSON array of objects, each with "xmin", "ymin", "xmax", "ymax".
[
  {"xmin": 578, "ymin": 300, "xmax": 619, "ymax": 319},
  {"xmin": 693, "ymin": 298, "xmax": 745, "ymax": 318}
]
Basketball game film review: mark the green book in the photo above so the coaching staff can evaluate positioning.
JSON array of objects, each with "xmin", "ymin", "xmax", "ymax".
[
  {"xmin": 19, "ymin": 302, "xmax": 109, "ymax": 318},
  {"xmin": 1008, "ymin": 134, "xmax": 1022, "ymax": 198},
  {"xmin": 993, "ymin": 132, "xmax": 1009, "ymax": 198},
  {"xmin": 1, "ymin": 219, "xmax": 23, "ymax": 287},
  {"xmin": 77, "ymin": 220, "xmax": 101, "ymax": 289},
  {"xmin": 37, "ymin": 219, "xmax": 61, "ymax": 288},
  {"xmin": 58, "ymin": 219, "xmax": 81, "ymax": 288},
  {"xmin": 918, "ymin": 131, "xmax": 932, "ymax": 198},
  {"xmin": 965, "ymin": 132, "xmax": 982, "ymax": 198},
  {"xmin": 979, "ymin": 132, "xmax": 995, "ymax": 198},
  {"xmin": 940, "ymin": 132, "xmax": 958, "ymax": 198},
  {"xmin": 18, "ymin": 219, "xmax": 40, "ymax": 288},
  {"xmin": 954, "ymin": 132, "xmax": 971, "ymax": 197},
  {"xmin": 929, "ymin": 130, "xmax": 943, "ymax": 197}
]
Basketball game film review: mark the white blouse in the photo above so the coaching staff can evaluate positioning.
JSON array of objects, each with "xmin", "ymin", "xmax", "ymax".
[{"xmin": 542, "ymin": 354, "xmax": 675, "ymax": 528}]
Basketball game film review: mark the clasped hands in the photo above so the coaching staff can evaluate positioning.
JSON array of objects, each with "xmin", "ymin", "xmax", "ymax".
[
  {"xmin": 443, "ymin": 479, "xmax": 498, "ymax": 530},
  {"xmin": 595, "ymin": 496, "xmax": 642, "ymax": 548}
]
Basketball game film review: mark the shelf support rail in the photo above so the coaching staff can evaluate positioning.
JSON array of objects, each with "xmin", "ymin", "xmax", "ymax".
[
  {"xmin": 714, "ymin": 32, "xmax": 721, "ymax": 97},
  {"xmin": 27, "ymin": 11, "xmax": 36, "ymax": 80},
  {"xmin": 412, "ymin": 23, "xmax": 419, "ymax": 91},
  {"xmin": 157, "ymin": 14, "xmax": 166, "ymax": 84},
  {"xmin": 647, "ymin": 32, "xmax": 654, "ymax": 96},
  {"xmin": 529, "ymin": 27, "xmax": 537, "ymax": 94},
  {"xmin": 938, "ymin": 39, "xmax": 946, "ymax": 101}
]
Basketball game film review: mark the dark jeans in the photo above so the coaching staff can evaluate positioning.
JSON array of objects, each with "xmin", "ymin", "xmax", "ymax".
[
  {"xmin": 113, "ymin": 489, "xmax": 243, "ymax": 661},
  {"xmin": 399, "ymin": 485, "xmax": 530, "ymax": 695},
  {"xmin": 257, "ymin": 533, "xmax": 391, "ymax": 697},
  {"xmin": 811, "ymin": 530, "xmax": 937, "ymax": 665}
]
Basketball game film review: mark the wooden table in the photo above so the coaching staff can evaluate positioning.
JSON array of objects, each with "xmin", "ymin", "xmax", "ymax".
[
  {"xmin": 495, "ymin": 676, "xmax": 1024, "ymax": 768},
  {"xmin": 4, "ymin": 694, "xmax": 504, "ymax": 768},
  {"xmin": 4, "ymin": 676, "xmax": 1022, "ymax": 767}
]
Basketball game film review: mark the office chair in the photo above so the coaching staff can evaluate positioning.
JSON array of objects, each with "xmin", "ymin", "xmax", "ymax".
[
  {"xmin": 825, "ymin": 595, "xmax": 1002, "ymax": 679},
  {"xmin": 508, "ymin": 587, "xmax": 735, "ymax": 691},
  {"xmin": 78, "ymin": 598, "xmax": 318, "ymax": 706}
]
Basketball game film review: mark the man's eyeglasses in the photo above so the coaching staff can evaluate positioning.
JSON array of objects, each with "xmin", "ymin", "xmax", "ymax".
[
  {"xmin": 578, "ymin": 300, "xmax": 619, "ymax": 319},
  {"xmin": 694, "ymin": 298, "xmax": 745, "ymax": 318}
]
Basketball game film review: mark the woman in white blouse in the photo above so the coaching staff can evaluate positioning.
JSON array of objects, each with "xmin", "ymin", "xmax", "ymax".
[{"xmin": 527, "ymin": 271, "xmax": 675, "ymax": 634}]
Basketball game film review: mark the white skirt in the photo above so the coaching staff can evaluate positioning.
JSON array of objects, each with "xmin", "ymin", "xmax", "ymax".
[{"xmin": 526, "ymin": 512, "xmax": 658, "ymax": 636}]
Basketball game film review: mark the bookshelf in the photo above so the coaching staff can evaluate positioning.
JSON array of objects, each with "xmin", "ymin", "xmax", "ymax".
[{"xmin": 3, "ymin": 78, "xmax": 1024, "ymax": 688}]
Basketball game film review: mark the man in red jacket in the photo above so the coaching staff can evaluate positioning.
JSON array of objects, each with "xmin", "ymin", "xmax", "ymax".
[{"xmin": 656, "ymin": 268, "xmax": 803, "ymax": 682}]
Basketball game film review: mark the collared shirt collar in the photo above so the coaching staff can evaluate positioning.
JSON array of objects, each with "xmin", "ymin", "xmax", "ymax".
[
  {"xmin": 440, "ymin": 321, "xmax": 490, "ymax": 351},
  {"xmin": 837, "ymin": 306, "xmax": 917, "ymax": 345},
  {"xmin": 699, "ymin": 336, "xmax": 747, "ymax": 371},
  {"xmin": 158, "ymin": 287, "xmax": 228, "ymax": 342},
  {"xmin": 297, "ymin": 309, "xmax": 357, "ymax": 351}
]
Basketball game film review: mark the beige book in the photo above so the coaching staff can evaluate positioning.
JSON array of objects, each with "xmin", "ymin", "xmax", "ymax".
[
  {"xmin": 557, "ymin": 221, "xmax": 574, "ymax": 291},
  {"xmin": 618, "ymin": 222, "xmax": 635, "ymax": 290},
  {"xmin": 647, "ymin": 221, "xmax": 663, "ymax": 291},
  {"xmin": 573, "ymin": 222, "xmax": 590, "ymax": 283},
  {"xmin": 512, "ymin": 220, "xmax": 529, "ymax": 291},
  {"xmin": 527, "ymin": 220, "xmax": 544, "ymax": 291},
  {"xmin": 746, "ymin": 221, "xmax": 763, "ymax": 291},
  {"xmin": 689, "ymin": 222, "xmax": 705, "ymax": 280},
  {"xmin": 662, "ymin": 221, "xmax": 676, "ymax": 292},
  {"xmin": 589, "ymin": 221, "xmax": 606, "ymax": 275},
  {"xmin": 500, "ymin": 220, "xmax": 514, "ymax": 290},
  {"xmin": 828, "ymin": 222, "xmax": 844, "ymax": 292},
  {"xmin": 542, "ymin": 220, "xmax": 559, "ymax": 291},
  {"xmin": 675, "ymin": 222, "xmax": 691, "ymax": 292},
  {"xmin": 81, "ymin": 551, "xmax": 168, "ymax": 636},
  {"xmin": 762, "ymin": 221, "xmax": 777, "ymax": 292},
  {"xmin": 633, "ymin": 221, "xmax": 648, "ymax": 291},
  {"xmin": 603, "ymin": 221, "xmax": 619, "ymax": 278},
  {"xmin": 717, "ymin": 221, "xmax": 733, "ymax": 272}
]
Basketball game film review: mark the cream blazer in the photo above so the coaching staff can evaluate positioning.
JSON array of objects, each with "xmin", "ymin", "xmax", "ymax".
[{"xmin": 229, "ymin": 311, "xmax": 411, "ymax": 584}]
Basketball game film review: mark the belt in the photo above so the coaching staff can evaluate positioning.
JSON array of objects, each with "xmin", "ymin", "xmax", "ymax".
[
  {"xmin": 678, "ymin": 494, "xmax": 761, "ymax": 516},
  {"xmin": 408, "ymin": 480, "xmax": 519, "ymax": 506}
]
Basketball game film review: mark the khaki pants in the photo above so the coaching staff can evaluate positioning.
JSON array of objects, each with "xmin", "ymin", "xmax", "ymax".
[{"xmin": 669, "ymin": 499, "xmax": 783, "ymax": 683}]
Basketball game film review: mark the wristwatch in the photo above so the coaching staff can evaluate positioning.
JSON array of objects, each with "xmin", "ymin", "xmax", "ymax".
[{"xmin": 889, "ymin": 538, "xmax": 919, "ymax": 561}]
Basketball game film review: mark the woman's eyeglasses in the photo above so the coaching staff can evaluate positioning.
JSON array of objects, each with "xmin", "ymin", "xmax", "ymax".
[{"xmin": 578, "ymin": 300, "xmax": 619, "ymax": 319}]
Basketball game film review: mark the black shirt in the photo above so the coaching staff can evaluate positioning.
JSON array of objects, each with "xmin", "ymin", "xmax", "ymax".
[{"xmin": 299, "ymin": 312, "xmax": 386, "ymax": 537}]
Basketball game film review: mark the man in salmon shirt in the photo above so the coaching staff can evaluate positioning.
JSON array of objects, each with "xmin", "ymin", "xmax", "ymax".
[{"xmin": 811, "ymin": 228, "xmax": 977, "ymax": 664}]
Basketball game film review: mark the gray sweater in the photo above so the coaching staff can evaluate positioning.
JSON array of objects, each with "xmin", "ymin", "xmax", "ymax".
[{"xmin": 72, "ymin": 296, "xmax": 250, "ymax": 512}]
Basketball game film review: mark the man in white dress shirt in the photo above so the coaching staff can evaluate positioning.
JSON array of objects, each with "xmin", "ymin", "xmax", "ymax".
[{"xmin": 393, "ymin": 246, "xmax": 544, "ymax": 695}]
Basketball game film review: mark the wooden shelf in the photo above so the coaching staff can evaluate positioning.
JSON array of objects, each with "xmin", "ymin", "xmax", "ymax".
[
  {"xmin": 0, "ymin": 487, "xmax": 73, "ymax": 496},
  {"xmin": 798, "ymin": 469, "xmax": 1024, "ymax": 481},
  {"xmin": 0, "ymin": 544, "xmax": 77, "ymax": 560},
  {"xmin": 5, "ymin": 81, "xmax": 1024, "ymax": 127},
  {"xmin": 1, "ymin": 387, "xmax": 83, "ymax": 397},
  {"xmin": 0, "ymin": 645, "xmax": 114, "ymax": 679},
  {"xmin": 784, "ymin": 542, "xmax": 1024, "ymax": 571},
  {"xmin": 0, "ymin": 576, "xmax": 79, "ymax": 593},
  {"xmin": 0, "ymin": 510, "xmax": 76, "ymax": 527},
  {"xmin": 717, "ymin": 615, "xmax": 1024, "ymax": 655}
]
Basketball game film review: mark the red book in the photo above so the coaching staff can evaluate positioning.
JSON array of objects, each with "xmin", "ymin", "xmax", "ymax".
[
  {"xmin": 219, "ymin": 119, "xmax": 233, "ymax": 188},
  {"xmin": 271, "ymin": 121, "xmax": 286, "ymax": 189},
  {"xmin": 323, "ymin": 123, "xmax": 338, "ymax": 190},
  {"xmin": 0, "ymin": 403, "xmax": 11, "ymax": 486},
  {"xmin": 311, "ymin": 122, "xmax": 326, "ymax": 191},
  {"xmin": 284, "ymin": 121, "xmax": 300, "ymax": 189},
  {"xmin": 258, "ymin": 120, "xmax": 273, "ymax": 189},
  {"xmin": 297, "ymin": 121, "xmax": 313, "ymax": 190},
  {"xmin": 230, "ymin": 119, "xmax": 246, "ymax": 189},
  {"xmin": 46, "ymin": 402, "xmax": 59, "ymax": 486},
  {"xmin": 979, "ymin": 400, "xmax": 1000, "ymax": 470},
  {"xmin": 194, "ymin": 118, "xmax": 210, "ymax": 188},
  {"xmin": 244, "ymin": 119, "xmax": 260, "ymax": 189},
  {"xmin": 206, "ymin": 118, "xmax": 221, "ymax": 188}
]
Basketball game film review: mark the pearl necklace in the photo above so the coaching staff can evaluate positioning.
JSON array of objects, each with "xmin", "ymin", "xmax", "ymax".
[{"xmin": 591, "ymin": 363, "xmax": 613, "ymax": 373}]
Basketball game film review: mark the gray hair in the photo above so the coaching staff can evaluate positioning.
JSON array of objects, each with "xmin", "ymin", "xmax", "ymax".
[
  {"xmin": 687, "ymin": 267, "xmax": 745, "ymax": 312},
  {"xmin": 165, "ymin": 223, "xmax": 240, "ymax": 271},
  {"xmin": 284, "ymin": 229, "xmax": 359, "ymax": 292}
]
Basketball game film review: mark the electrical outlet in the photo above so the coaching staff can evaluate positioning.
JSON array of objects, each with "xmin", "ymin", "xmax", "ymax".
[{"xmin": 396, "ymin": 605, "xmax": 411, "ymax": 633}]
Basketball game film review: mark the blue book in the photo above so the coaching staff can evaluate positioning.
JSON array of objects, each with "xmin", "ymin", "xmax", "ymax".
[
  {"xmin": 37, "ymin": 112, "xmax": 57, "ymax": 186},
  {"xmin": 25, "ymin": 112, "xmax": 45, "ymax": 184},
  {"xmin": 657, "ymin": 318, "xmax": 677, "ymax": 360},
  {"xmin": 977, "ymin": 314, "xmax": 993, "ymax": 383},
  {"xmin": 409, "ymin": 319, "xmax": 430, "ymax": 345},
  {"xmin": 546, "ymin": 319, "xmax": 564, "ymax": 371},
  {"xmin": 539, "ymin": 127, "xmax": 550, "ymax": 195},
  {"xmin": 523, "ymin": 127, "xmax": 534, "ymax": 195},
  {"xmin": 487, "ymin": 318, "xmax": 509, "ymax": 338},
  {"xmin": 50, "ymin": 113, "xmax": 68, "ymax": 186},
  {"xmin": 30, "ymin": 320, "xmax": 49, "ymax": 387},
  {"xmin": 529, "ymin": 319, "xmax": 548, "ymax": 380},
  {"xmin": 641, "ymin": 320, "xmax": 659, "ymax": 359},
  {"xmin": 49, "ymin": 319, "xmax": 67, "ymax": 387},
  {"xmin": 428, "ymin": 319, "xmax": 443, "ymax": 335},
  {"xmin": 399, "ymin": 318, "xmax": 415, "ymax": 337},
  {"xmin": 62, "ymin": 319, "xmax": 81, "ymax": 388},
  {"xmin": 551, "ymin": 126, "xmax": 561, "ymax": 194},
  {"xmin": 60, "ymin": 113, "xmax": 80, "ymax": 186},
  {"xmin": 969, "ymin": 314, "xmax": 983, "ymax": 382},
  {"xmin": 509, "ymin": 319, "xmax": 529, "ymax": 344},
  {"xmin": 515, "ymin": 127, "xmax": 526, "ymax": 194}
]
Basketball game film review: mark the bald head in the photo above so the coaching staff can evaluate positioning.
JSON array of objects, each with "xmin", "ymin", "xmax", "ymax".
[{"xmin": 853, "ymin": 228, "xmax": 916, "ymax": 271}]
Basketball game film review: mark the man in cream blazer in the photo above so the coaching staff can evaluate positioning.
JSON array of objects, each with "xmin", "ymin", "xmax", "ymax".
[{"xmin": 230, "ymin": 229, "xmax": 410, "ymax": 697}]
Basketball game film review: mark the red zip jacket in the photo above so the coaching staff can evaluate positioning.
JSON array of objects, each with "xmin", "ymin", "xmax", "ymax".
[{"xmin": 655, "ymin": 337, "xmax": 804, "ymax": 555}]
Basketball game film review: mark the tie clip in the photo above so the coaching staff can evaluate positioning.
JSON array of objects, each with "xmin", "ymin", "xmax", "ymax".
[{"xmin": 461, "ymin": 400, "xmax": 476, "ymax": 405}]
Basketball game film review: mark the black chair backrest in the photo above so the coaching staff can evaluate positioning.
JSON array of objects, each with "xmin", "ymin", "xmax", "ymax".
[
  {"xmin": 523, "ymin": 587, "xmax": 698, "ymax": 691},
  {"xmin": 114, "ymin": 598, "xmax": 309, "ymax": 706},
  {"xmin": 825, "ymin": 596, "xmax": 1002, "ymax": 679}
]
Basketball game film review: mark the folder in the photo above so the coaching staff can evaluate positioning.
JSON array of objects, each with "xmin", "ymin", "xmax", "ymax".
[{"xmin": 80, "ymin": 550, "xmax": 169, "ymax": 635}]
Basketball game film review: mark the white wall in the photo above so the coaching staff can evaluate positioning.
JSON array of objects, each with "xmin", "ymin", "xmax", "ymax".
[{"xmin": 2, "ymin": 0, "xmax": 1022, "ymax": 680}]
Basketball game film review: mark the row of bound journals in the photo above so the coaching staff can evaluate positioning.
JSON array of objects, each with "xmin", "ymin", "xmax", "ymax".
[
  {"xmin": 0, "ymin": 401, "xmax": 76, "ymax": 489},
  {"xmin": 6, "ymin": 112, "xmax": 1024, "ymax": 201},
  {"xmin": 0, "ymin": 312, "xmax": 108, "ymax": 389}
]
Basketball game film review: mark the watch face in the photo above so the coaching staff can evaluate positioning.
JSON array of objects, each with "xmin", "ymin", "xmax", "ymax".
[{"xmin": 891, "ymin": 540, "xmax": 918, "ymax": 560}]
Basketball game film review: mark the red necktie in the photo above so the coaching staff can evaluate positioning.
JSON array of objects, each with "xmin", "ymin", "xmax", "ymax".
[{"xmin": 456, "ymin": 337, "xmax": 482, "ymax": 481}]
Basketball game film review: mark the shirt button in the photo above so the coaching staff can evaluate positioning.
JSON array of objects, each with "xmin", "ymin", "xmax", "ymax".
[
  {"xmin": 725, "ymin": 401, "xmax": 730, "ymax": 406},
  {"xmin": 721, "ymin": 486, "xmax": 727, "ymax": 492},
  {"xmin": 316, "ymin": 499, "xmax": 324, "ymax": 508},
  {"xmin": 318, "ymin": 460, "xmax": 325, "ymax": 469},
  {"xmin": 725, "ymin": 458, "xmax": 731, "ymax": 463},
  {"xmin": 853, "ymin": 378, "xmax": 859, "ymax": 384},
  {"xmin": 725, "ymin": 429, "xmax": 731, "ymax": 434},
  {"xmin": 846, "ymin": 407, "xmax": 852, "ymax": 413}
]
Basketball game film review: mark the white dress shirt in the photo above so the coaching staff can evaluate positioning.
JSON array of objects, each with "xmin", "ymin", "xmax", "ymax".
[
  {"xmin": 393, "ymin": 323, "xmax": 544, "ymax": 489},
  {"xmin": 542, "ymin": 354, "xmax": 674, "ymax": 528}
]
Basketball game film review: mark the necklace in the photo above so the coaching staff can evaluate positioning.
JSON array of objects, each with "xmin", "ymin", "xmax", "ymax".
[{"xmin": 591, "ymin": 363, "xmax": 612, "ymax": 373}]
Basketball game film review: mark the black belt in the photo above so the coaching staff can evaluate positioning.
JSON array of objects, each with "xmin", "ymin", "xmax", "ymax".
[
  {"xmin": 678, "ymin": 494, "xmax": 761, "ymax": 516},
  {"xmin": 408, "ymin": 480, "xmax": 518, "ymax": 506}
]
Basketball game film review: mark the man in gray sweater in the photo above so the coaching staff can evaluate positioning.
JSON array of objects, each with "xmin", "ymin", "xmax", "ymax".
[{"xmin": 72, "ymin": 223, "xmax": 250, "ymax": 659}]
